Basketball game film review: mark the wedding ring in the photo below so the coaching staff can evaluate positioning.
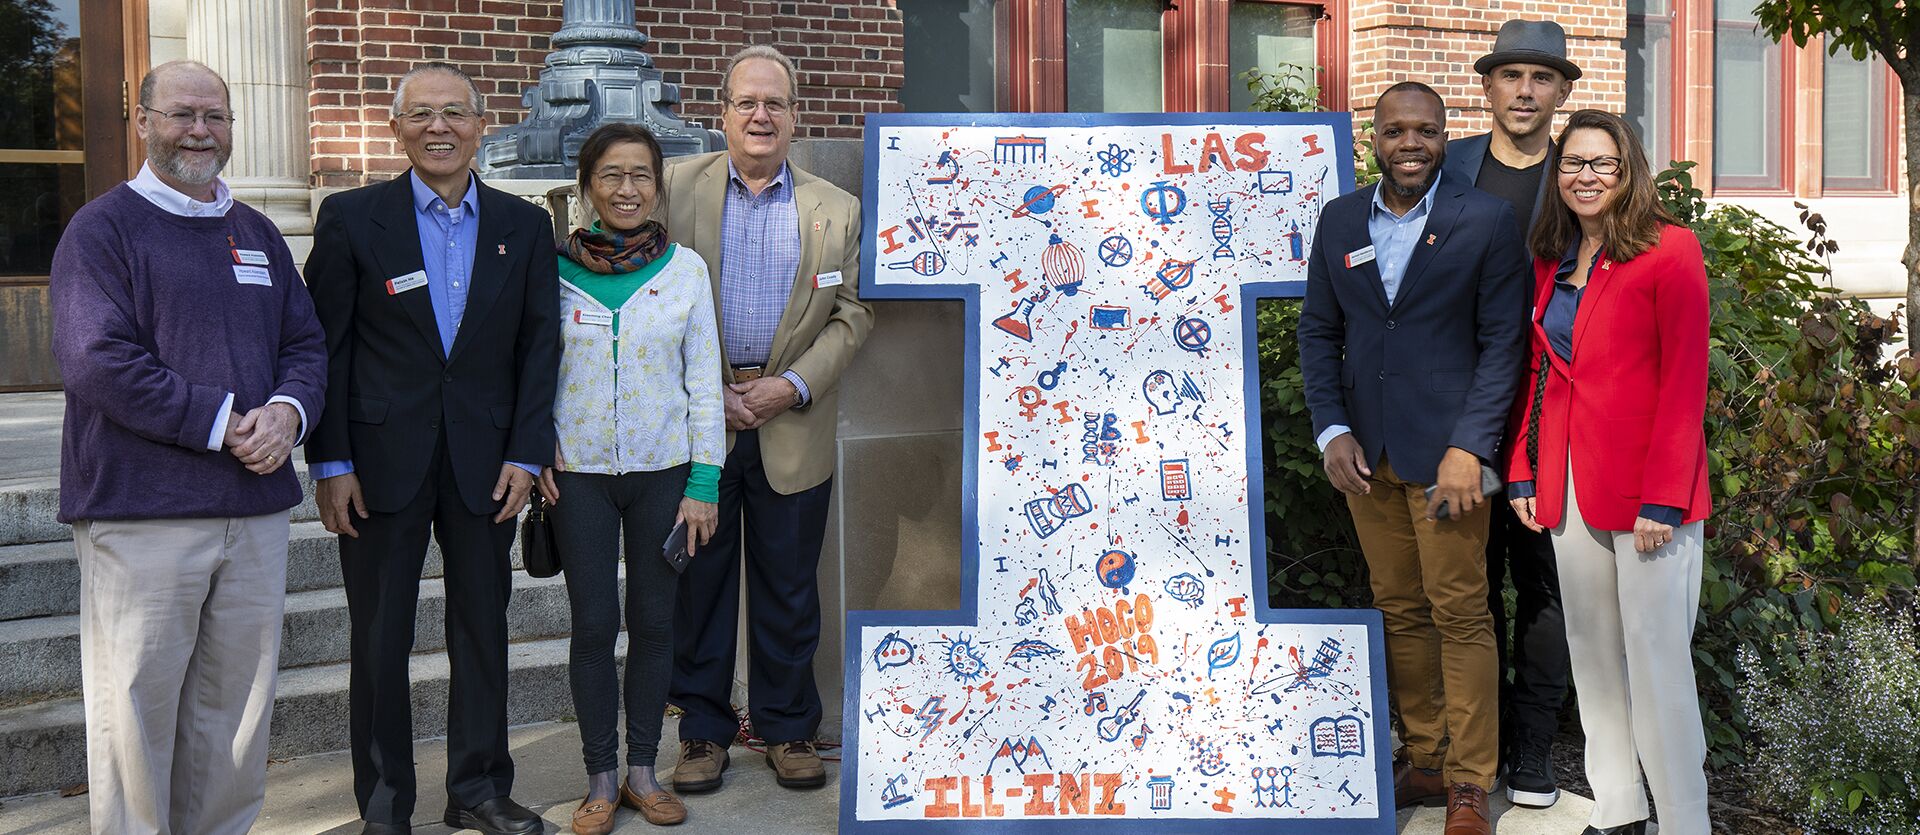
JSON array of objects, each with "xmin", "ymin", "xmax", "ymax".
[{"xmin": 267, "ymin": 454, "xmax": 276, "ymax": 464}]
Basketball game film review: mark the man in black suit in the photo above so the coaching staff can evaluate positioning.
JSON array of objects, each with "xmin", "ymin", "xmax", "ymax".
[
  {"xmin": 1298, "ymin": 82, "xmax": 1529, "ymax": 835},
  {"xmin": 1439, "ymin": 19, "xmax": 1582, "ymax": 810},
  {"xmin": 304, "ymin": 63, "xmax": 559, "ymax": 835}
]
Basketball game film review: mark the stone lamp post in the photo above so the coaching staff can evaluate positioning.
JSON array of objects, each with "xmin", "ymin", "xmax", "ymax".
[{"xmin": 478, "ymin": 0, "xmax": 723, "ymax": 179}]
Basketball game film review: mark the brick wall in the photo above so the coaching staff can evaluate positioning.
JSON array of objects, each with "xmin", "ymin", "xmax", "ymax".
[
  {"xmin": 306, "ymin": 0, "xmax": 905, "ymax": 187},
  {"xmin": 1347, "ymin": 0, "xmax": 1628, "ymax": 138}
]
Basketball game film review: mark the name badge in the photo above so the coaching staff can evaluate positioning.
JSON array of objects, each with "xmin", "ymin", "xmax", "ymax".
[
  {"xmin": 814, "ymin": 270, "xmax": 844, "ymax": 289},
  {"xmin": 233, "ymin": 265, "xmax": 272, "ymax": 286},
  {"xmin": 386, "ymin": 270, "xmax": 428, "ymax": 295},
  {"xmin": 572, "ymin": 309, "xmax": 614, "ymax": 327},
  {"xmin": 1344, "ymin": 246, "xmax": 1376, "ymax": 268},
  {"xmin": 232, "ymin": 249, "xmax": 270, "ymax": 266}
]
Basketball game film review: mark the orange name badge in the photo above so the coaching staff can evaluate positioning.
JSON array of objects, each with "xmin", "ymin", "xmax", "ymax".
[
  {"xmin": 386, "ymin": 270, "xmax": 428, "ymax": 295},
  {"xmin": 1344, "ymin": 245, "xmax": 1376, "ymax": 268}
]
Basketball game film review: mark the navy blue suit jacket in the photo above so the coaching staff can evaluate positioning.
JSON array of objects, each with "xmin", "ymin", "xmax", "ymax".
[
  {"xmin": 1297, "ymin": 177, "xmax": 1531, "ymax": 485},
  {"xmin": 1441, "ymin": 132, "xmax": 1557, "ymax": 239}
]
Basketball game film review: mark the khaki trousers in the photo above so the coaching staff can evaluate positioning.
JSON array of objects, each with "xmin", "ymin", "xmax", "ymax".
[
  {"xmin": 1554, "ymin": 461, "xmax": 1711, "ymax": 833},
  {"xmin": 1345, "ymin": 455, "xmax": 1500, "ymax": 789},
  {"xmin": 75, "ymin": 512, "xmax": 290, "ymax": 835}
]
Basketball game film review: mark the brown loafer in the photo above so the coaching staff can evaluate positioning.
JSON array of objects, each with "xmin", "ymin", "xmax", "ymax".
[
  {"xmin": 671, "ymin": 738, "xmax": 729, "ymax": 793},
  {"xmin": 1444, "ymin": 783, "xmax": 1492, "ymax": 835},
  {"xmin": 619, "ymin": 784, "xmax": 687, "ymax": 826},
  {"xmin": 766, "ymin": 739, "xmax": 828, "ymax": 789},
  {"xmin": 571, "ymin": 798, "xmax": 616, "ymax": 835}
]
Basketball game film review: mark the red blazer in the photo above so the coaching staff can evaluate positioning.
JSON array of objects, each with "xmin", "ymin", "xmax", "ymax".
[{"xmin": 1504, "ymin": 223, "xmax": 1711, "ymax": 532}]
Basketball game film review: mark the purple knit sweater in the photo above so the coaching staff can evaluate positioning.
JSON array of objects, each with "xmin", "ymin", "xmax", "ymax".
[{"xmin": 50, "ymin": 185, "xmax": 327, "ymax": 523}]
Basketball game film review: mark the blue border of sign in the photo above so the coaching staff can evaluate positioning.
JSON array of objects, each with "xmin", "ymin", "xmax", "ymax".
[{"xmin": 841, "ymin": 111, "xmax": 1393, "ymax": 834}]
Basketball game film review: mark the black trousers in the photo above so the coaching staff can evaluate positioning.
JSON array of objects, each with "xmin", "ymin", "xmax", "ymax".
[
  {"xmin": 670, "ymin": 429, "xmax": 833, "ymax": 746},
  {"xmin": 1486, "ymin": 493, "xmax": 1571, "ymax": 755},
  {"xmin": 339, "ymin": 438, "xmax": 516, "ymax": 824},
  {"xmin": 550, "ymin": 467, "xmax": 686, "ymax": 772}
]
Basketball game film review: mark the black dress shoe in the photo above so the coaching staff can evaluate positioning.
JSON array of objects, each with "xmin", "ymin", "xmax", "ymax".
[
  {"xmin": 1581, "ymin": 821, "xmax": 1648, "ymax": 835},
  {"xmin": 359, "ymin": 822, "xmax": 411, "ymax": 835},
  {"xmin": 443, "ymin": 796, "xmax": 543, "ymax": 835}
]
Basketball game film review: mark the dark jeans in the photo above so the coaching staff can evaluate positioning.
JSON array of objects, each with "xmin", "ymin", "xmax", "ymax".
[
  {"xmin": 670, "ymin": 429, "xmax": 833, "ymax": 746},
  {"xmin": 1486, "ymin": 493, "xmax": 1572, "ymax": 755},
  {"xmin": 550, "ymin": 466, "xmax": 688, "ymax": 772}
]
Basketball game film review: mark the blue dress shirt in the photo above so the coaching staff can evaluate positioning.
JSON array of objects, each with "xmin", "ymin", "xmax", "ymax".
[{"xmin": 311, "ymin": 171, "xmax": 538, "ymax": 481}]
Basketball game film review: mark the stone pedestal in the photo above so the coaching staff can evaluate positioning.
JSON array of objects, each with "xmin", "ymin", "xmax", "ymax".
[
  {"xmin": 480, "ymin": 0, "xmax": 722, "ymax": 179},
  {"xmin": 188, "ymin": 0, "xmax": 311, "ymax": 234}
]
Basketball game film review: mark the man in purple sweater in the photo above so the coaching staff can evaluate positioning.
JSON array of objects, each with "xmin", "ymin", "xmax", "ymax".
[{"xmin": 48, "ymin": 60, "xmax": 326, "ymax": 835}]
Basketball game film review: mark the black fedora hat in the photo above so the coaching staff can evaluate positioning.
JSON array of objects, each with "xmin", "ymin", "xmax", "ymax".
[{"xmin": 1474, "ymin": 19, "xmax": 1582, "ymax": 81}]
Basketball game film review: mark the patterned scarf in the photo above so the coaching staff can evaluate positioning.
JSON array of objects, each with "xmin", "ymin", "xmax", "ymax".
[{"xmin": 562, "ymin": 221, "xmax": 669, "ymax": 275}]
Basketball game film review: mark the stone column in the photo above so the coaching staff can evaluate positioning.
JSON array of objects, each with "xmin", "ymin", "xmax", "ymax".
[{"xmin": 188, "ymin": 0, "xmax": 312, "ymax": 234}]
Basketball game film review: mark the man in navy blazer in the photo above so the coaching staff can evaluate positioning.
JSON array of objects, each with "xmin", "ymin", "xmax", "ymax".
[
  {"xmin": 1298, "ymin": 81, "xmax": 1529, "ymax": 835},
  {"xmin": 1438, "ymin": 19, "xmax": 1581, "ymax": 811}
]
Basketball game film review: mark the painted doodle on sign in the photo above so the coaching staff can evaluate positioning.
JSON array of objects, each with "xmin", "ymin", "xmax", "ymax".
[{"xmin": 846, "ymin": 113, "xmax": 1392, "ymax": 832}]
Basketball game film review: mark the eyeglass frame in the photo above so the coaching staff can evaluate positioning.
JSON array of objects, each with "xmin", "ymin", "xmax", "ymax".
[
  {"xmin": 1557, "ymin": 155, "xmax": 1624, "ymax": 176},
  {"xmin": 138, "ymin": 105, "xmax": 236, "ymax": 130},
  {"xmin": 591, "ymin": 170, "xmax": 657, "ymax": 191},
  {"xmin": 395, "ymin": 104, "xmax": 482, "ymax": 126},
  {"xmin": 727, "ymin": 97, "xmax": 794, "ymax": 117}
]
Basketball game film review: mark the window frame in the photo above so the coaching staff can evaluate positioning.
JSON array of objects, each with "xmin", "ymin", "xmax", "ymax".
[
  {"xmin": 1818, "ymin": 53, "xmax": 1900, "ymax": 195},
  {"xmin": 1624, "ymin": 0, "xmax": 1688, "ymax": 171},
  {"xmin": 1708, "ymin": 7, "xmax": 1797, "ymax": 195}
]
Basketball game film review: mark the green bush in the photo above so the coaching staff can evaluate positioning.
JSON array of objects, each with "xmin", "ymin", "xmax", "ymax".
[
  {"xmin": 1740, "ymin": 601, "xmax": 1920, "ymax": 834},
  {"xmin": 1243, "ymin": 61, "xmax": 1920, "ymax": 767}
]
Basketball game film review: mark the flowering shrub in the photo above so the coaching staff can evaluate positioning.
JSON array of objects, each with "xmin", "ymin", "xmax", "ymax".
[{"xmin": 1740, "ymin": 601, "xmax": 1920, "ymax": 834}]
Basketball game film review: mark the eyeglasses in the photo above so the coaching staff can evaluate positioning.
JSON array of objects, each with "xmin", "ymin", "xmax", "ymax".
[
  {"xmin": 397, "ymin": 105, "xmax": 479, "ymax": 126},
  {"xmin": 140, "ymin": 106, "xmax": 235, "ymax": 130},
  {"xmin": 728, "ymin": 97, "xmax": 792, "ymax": 117},
  {"xmin": 1557, "ymin": 155, "xmax": 1623, "ymax": 176},
  {"xmin": 594, "ymin": 171, "xmax": 655, "ymax": 190}
]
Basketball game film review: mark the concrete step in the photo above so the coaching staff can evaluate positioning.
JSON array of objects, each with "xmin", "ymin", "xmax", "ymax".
[
  {"xmin": 0, "ymin": 633, "xmax": 625, "ymax": 799},
  {"xmin": 0, "ymin": 475, "xmax": 321, "ymax": 548},
  {"xmin": 0, "ymin": 520, "xmax": 469, "ymax": 622},
  {"xmin": 0, "ymin": 569, "xmax": 599, "ymax": 706}
]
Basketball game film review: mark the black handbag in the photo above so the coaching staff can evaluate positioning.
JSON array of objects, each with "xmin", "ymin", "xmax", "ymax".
[{"xmin": 520, "ymin": 493, "xmax": 562, "ymax": 577}]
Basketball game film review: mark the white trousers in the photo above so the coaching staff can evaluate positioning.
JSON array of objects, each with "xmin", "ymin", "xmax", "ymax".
[
  {"xmin": 1553, "ymin": 463, "xmax": 1711, "ymax": 834},
  {"xmin": 75, "ymin": 512, "xmax": 290, "ymax": 835}
]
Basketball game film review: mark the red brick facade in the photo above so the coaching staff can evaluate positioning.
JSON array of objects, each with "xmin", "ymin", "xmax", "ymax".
[{"xmin": 305, "ymin": 0, "xmax": 906, "ymax": 187}]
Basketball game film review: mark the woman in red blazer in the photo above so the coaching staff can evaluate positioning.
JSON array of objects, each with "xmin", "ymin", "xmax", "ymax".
[{"xmin": 1504, "ymin": 110, "xmax": 1711, "ymax": 835}]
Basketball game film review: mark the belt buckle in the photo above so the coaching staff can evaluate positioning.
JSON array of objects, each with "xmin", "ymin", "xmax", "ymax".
[{"xmin": 734, "ymin": 365, "xmax": 764, "ymax": 382}]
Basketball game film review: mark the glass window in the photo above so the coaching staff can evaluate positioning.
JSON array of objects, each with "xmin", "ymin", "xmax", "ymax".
[
  {"xmin": 1623, "ymin": 0, "xmax": 1673, "ymax": 168},
  {"xmin": 1822, "ymin": 52, "xmax": 1887, "ymax": 190},
  {"xmin": 0, "ymin": 0, "xmax": 86, "ymax": 278},
  {"xmin": 1713, "ymin": 0, "xmax": 1783, "ymax": 189},
  {"xmin": 1067, "ymin": 0, "xmax": 1163, "ymax": 112},
  {"xmin": 1228, "ymin": 2, "xmax": 1317, "ymax": 112},
  {"xmin": 900, "ymin": 0, "xmax": 998, "ymax": 113}
]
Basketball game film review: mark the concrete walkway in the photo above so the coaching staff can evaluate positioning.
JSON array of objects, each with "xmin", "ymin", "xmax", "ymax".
[{"xmin": 0, "ymin": 714, "xmax": 1595, "ymax": 834}]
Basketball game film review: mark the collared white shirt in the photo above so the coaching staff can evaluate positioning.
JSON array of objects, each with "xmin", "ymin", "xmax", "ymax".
[
  {"xmin": 125, "ymin": 162, "xmax": 307, "ymax": 449},
  {"xmin": 128, "ymin": 162, "xmax": 235, "ymax": 218}
]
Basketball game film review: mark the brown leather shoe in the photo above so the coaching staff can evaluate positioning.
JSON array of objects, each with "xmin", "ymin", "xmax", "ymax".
[
  {"xmin": 671, "ymin": 738, "xmax": 729, "ymax": 793},
  {"xmin": 570, "ymin": 797, "xmax": 616, "ymax": 835},
  {"xmin": 1393, "ymin": 758, "xmax": 1447, "ymax": 808},
  {"xmin": 619, "ymin": 784, "xmax": 687, "ymax": 826},
  {"xmin": 1444, "ymin": 783, "xmax": 1492, "ymax": 835},
  {"xmin": 766, "ymin": 739, "xmax": 828, "ymax": 789}
]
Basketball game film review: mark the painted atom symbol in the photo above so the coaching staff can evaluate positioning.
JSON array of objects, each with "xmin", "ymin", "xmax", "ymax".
[
  {"xmin": 1098, "ymin": 235, "xmax": 1133, "ymax": 267},
  {"xmin": 1097, "ymin": 144, "xmax": 1135, "ymax": 177}
]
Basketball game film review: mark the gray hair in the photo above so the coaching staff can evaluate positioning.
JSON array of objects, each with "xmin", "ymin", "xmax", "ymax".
[
  {"xmin": 138, "ymin": 60, "xmax": 230, "ymax": 109},
  {"xmin": 721, "ymin": 45, "xmax": 799, "ymax": 104},
  {"xmin": 391, "ymin": 63, "xmax": 485, "ymax": 117}
]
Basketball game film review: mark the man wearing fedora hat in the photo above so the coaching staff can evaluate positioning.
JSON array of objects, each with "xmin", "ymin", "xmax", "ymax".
[{"xmin": 1440, "ymin": 18, "xmax": 1579, "ymax": 812}]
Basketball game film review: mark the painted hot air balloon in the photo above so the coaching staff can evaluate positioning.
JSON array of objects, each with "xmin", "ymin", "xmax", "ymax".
[{"xmin": 1040, "ymin": 233, "xmax": 1085, "ymax": 295}]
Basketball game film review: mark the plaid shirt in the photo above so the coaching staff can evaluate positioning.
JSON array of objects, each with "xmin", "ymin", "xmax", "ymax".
[{"xmin": 719, "ymin": 161, "xmax": 801, "ymax": 369}]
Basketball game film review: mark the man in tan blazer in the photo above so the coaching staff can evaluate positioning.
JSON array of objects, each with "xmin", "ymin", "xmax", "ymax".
[{"xmin": 658, "ymin": 45, "xmax": 872, "ymax": 794}]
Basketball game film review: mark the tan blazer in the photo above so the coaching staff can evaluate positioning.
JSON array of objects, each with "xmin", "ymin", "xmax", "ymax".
[{"xmin": 657, "ymin": 151, "xmax": 873, "ymax": 495}]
